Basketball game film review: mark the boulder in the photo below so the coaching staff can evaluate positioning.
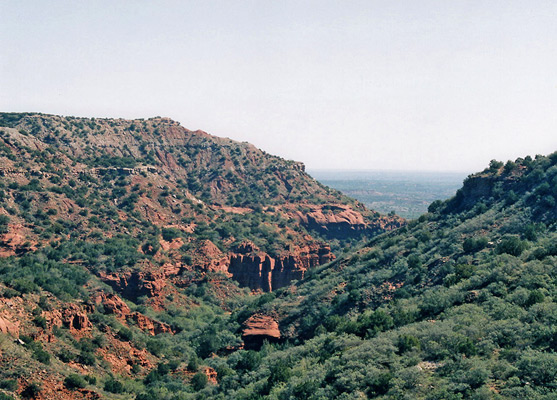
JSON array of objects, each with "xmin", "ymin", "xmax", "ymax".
[
  {"xmin": 0, "ymin": 315, "xmax": 19, "ymax": 337},
  {"xmin": 242, "ymin": 314, "xmax": 280, "ymax": 349}
]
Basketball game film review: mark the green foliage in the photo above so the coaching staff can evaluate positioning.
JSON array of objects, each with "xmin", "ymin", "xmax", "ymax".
[
  {"xmin": 64, "ymin": 374, "xmax": 87, "ymax": 390},
  {"xmin": 78, "ymin": 351, "xmax": 96, "ymax": 366},
  {"xmin": 0, "ymin": 215, "xmax": 9, "ymax": 234},
  {"xmin": 117, "ymin": 327, "xmax": 133, "ymax": 342},
  {"xmin": 21, "ymin": 382, "xmax": 41, "ymax": 399},
  {"xmin": 462, "ymin": 237, "xmax": 488, "ymax": 253},
  {"xmin": 0, "ymin": 379, "xmax": 18, "ymax": 392},
  {"xmin": 0, "ymin": 251, "xmax": 89, "ymax": 300},
  {"xmin": 32, "ymin": 315, "xmax": 47, "ymax": 329},
  {"xmin": 496, "ymin": 236, "xmax": 528, "ymax": 256},
  {"xmin": 517, "ymin": 350, "xmax": 557, "ymax": 386},
  {"xmin": 23, "ymin": 339, "xmax": 51, "ymax": 365},
  {"xmin": 103, "ymin": 378, "xmax": 124, "ymax": 394},
  {"xmin": 93, "ymin": 154, "xmax": 137, "ymax": 168},
  {"xmin": 161, "ymin": 227, "xmax": 181, "ymax": 241},
  {"xmin": 191, "ymin": 372, "xmax": 208, "ymax": 391},
  {"xmin": 397, "ymin": 334, "xmax": 421, "ymax": 353}
]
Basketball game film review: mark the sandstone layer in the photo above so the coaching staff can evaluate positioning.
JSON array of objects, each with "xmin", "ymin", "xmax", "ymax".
[
  {"xmin": 242, "ymin": 314, "xmax": 280, "ymax": 349},
  {"xmin": 228, "ymin": 241, "xmax": 335, "ymax": 292}
]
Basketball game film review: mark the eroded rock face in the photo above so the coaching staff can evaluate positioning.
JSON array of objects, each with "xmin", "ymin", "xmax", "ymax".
[
  {"xmin": 242, "ymin": 314, "xmax": 280, "ymax": 349},
  {"xmin": 130, "ymin": 312, "xmax": 173, "ymax": 336},
  {"xmin": 92, "ymin": 292, "xmax": 131, "ymax": 318},
  {"xmin": 91, "ymin": 291, "xmax": 173, "ymax": 335},
  {"xmin": 100, "ymin": 270, "xmax": 167, "ymax": 302},
  {"xmin": 0, "ymin": 315, "xmax": 19, "ymax": 337},
  {"xmin": 228, "ymin": 241, "xmax": 334, "ymax": 292},
  {"xmin": 63, "ymin": 305, "xmax": 92, "ymax": 333},
  {"xmin": 294, "ymin": 204, "xmax": 404, "ymax": 239},
  {"xmin": 43, "ymin": 305, "xmax": 92, "ymax": 334},
  {"xmin": 192, "ymin": 240, "xmax": 229, "ymax": 273},
  {"xmin": 295, "ymin": 204, "xmax": 367, "ymax": 236}
]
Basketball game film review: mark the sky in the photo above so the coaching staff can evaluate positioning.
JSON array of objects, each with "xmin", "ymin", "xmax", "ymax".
[{"xmin": 1, "ymin": 1, "xmax": 556, "ymax": 172}]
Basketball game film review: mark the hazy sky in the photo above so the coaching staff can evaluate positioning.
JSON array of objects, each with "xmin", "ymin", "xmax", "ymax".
[{"xmin": 1, "ymin": 1, "xmax": 556, "ymax": 172}]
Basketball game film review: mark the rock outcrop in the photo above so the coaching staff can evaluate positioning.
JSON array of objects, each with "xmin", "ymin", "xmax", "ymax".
[
  {"xmin": 297, "ymin": 204, "xmax": 367, "ymax": 233},
  {"xmin": 242, "ymin": 314, "xmax": 280, "ymax": 349},
  {"xmin": 130, "ymin": 312, "xmax": 173, "ymax": 336},
  {"xmin": 92, "ymin": 292, "xmax": 131, "ymax": 317},
  {"xmin": 228, "ymin": 241, "xmax": 334, "ymax": 292},
  {"xmin": 295, "ymin": 204, "xmax": 404, "ymax": 239},
  {"xmin": 63, "ymin": 305, "xmax": 92, "ymax": 333},
  {"xmin": 44, "ymin": 304, "xmax": 92, "ymax": 334},
  {"xmin": 91, "ymin": 291, "xmax": 173, "ymax": 335},
  {"xmin": 0, "ymin": 225, "xmax": 37, "ymax": 257},
  {"xmin": 191, "ymin": 240, "xmax": 230, "ymax": 273},
  {"xmin": 0, "ymin": 315, "xmax": 19, "ymax": 337},
  {"xmin": 100, "ymin": 269, "xmax": 167, "ymax": 302}
]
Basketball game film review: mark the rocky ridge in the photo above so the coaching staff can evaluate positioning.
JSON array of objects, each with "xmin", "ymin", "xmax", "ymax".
[{"xmin": 0, "ymin": 112, "xmax": 403, "ymax": 399}]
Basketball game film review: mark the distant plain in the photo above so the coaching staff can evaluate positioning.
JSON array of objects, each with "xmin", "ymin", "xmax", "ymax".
[{"xmin": 310, "ymin": 170, "xmax": 469, "ymax": 219}]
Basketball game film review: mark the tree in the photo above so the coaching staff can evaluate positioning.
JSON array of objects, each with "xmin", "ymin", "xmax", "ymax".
[
  {"xmin": 191, "ymin": 372, "xmax": 208, "ymax": 391},
  {"xmin": 496, "ymin": 236, "xmax": 527, "ymax": 256},
  {"xmin": 0, "ymin": 215, "xmax": 9, "ymax": 234}
]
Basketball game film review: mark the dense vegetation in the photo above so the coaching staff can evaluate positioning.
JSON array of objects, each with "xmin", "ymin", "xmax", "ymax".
[{"xmin": 204, "ymin": 153, "xmax": 556, "ymax": 399}]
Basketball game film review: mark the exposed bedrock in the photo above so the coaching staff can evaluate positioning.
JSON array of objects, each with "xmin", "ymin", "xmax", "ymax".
[{"xmin": 228, "ymin": 241, "xmax": 334, "ymax": 292}]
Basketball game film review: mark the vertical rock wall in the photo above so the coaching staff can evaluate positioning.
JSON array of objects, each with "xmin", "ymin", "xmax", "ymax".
[{"xmin": 228, "ymin": 241, "xmax": 334, "ymax": 292}]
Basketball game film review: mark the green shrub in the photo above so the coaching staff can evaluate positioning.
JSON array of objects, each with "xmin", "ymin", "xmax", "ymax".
[
  {"xmin": 161, "ymin": 227, "xmax": 181, "ymax": 242},
  {"xmin": 58, "ymin": 348, "xmax": 76, "ymax": 363},
  {"xmin": 78, "ymin": 351, "xmax": 96, "ymax": 366},
  {"xmin": 526, "ymin": 289, "xmax": 545, "ymax": 307},
  {"xmin": 191, "ymin": 372, "xmax": 208, "ymax": 391},
  {"xmin": 397, "ymin": 334, "xmax": 421, "ymax": 353},
  {"xmin": 497, "ymin": 236, "xmax": 528, "ymax": 256},
  {"xmin": 21, "ymin": 382, "xmax": 41, "ymax": 399},
  {"xmin": 64, "ymin": 374, "xmax": 87, "ymax": 390},
  {"xmin": 463, "ymin": 237, "xmax": 488, "ymax": 253},
  {"xmin": 0, "ymin": 379, "xmax": 18, "ymax": 391},
  {"xmin": 104, "ymin": 378, "xmax": 124, "ymax": 394},
  {"xmin": 117, "ymin": 327, "xmax": 133, "ymax": 342},
  {"xmin": 0, "ymin": 215, "xmax": 9, "ymax": 234},
  {"xmin": 33, "ymin": 315, "xmax": 47, "ymax": 329}
]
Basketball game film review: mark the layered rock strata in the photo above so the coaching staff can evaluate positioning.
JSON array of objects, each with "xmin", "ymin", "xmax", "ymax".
[
  {"xmin": 228, "ymin": 241, "xmax": 334, "ymax": 292},
  {"xmin": 242, "ymin": 314, "xmax": 280, "ymax": 349}
]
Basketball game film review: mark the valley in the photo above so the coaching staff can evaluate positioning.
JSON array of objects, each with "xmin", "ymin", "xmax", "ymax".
[{"xmin": 0, "ymin": 112, "xmax": 555, "ymax": 399}]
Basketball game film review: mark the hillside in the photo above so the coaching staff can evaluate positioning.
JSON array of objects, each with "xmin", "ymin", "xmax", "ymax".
[
  {"xmin": 0, "ymin": 112, "xmax": 401, "ymax": 400},
  {"xmin": 213, "ymin": 154, "xmax": 557, "ymax": 399},
  {"xmin": 0, "ymin": 112, "xmax": 402, "ymax": 292}
]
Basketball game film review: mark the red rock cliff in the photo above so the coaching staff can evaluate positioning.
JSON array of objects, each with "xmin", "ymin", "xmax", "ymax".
[
  {"xmin": 228, "ymin": 241, "xmax": 334, "ymax": 292},
  {"xmin": 294, "ymin": 204, "xmax": 404, "ymax": 238}
]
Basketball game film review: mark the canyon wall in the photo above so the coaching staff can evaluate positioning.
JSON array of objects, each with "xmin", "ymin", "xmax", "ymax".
[{"xmin": 228, "ymin": 241, "xmax": 335, "ymax": 292}]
